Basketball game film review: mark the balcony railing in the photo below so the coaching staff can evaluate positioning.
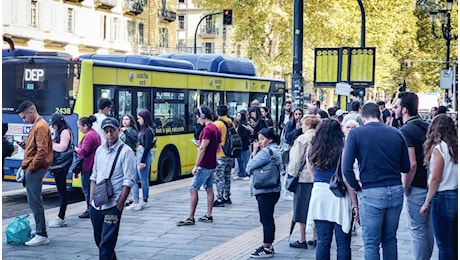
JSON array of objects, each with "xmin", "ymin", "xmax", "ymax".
[
  {"xmin": 64, "ymin": 0, "xmax": 85, "ymax": 3},
  {"xmin": 199, "ymin": 27, "xmax": 219, "ymax": 39},
  {"xmin": 123, "ymin": 0, "xmax": 143, "ymax": 15},
  {"xmin": 159, "ymin": 9, "xmax": 176, "ymax": 22},
  {"xmin": 95, "ymin": 0, "xmax": 117, "ymax": 9}
]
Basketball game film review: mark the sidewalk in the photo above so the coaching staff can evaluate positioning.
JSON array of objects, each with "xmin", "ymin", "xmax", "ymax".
[{"xmin": 2, "ymin": 178, "xmax": 438, "ymax": 259}]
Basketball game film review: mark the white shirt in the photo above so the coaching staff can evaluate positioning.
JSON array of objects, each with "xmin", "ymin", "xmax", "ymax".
[
  {"xmin": 428, "ymin": 141, "xmax": 458, "ymax": 191},
  {"xmin": 93, "ymin": 113, "xmax": 107, "ymax": 141}
]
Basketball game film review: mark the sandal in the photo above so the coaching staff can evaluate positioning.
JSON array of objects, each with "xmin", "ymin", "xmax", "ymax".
[{"xmin": 177, "ymin": 218, "xmax": 195, "ymax": 226}]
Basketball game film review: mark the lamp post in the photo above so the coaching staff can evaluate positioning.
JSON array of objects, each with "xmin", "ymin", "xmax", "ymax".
[
  {"xmin": 429, "ymin": 0, "xmax": 457, "ymax": 109},
  {"xmin": 194, "ymin": 12, "xmax": 222, "ymax": 54}
]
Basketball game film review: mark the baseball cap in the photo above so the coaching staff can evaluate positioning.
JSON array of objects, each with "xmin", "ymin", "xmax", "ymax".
[
  {"xmin": 336, "ymin": 109, "xmax": 346, "ymax": 117},
  {"xmin": 101, "ymin": 117, "xmax": 119, "ymax": 129},
  {"xmin": 49, "ymin": 113, "xmax": 64, "ymax": 125}
]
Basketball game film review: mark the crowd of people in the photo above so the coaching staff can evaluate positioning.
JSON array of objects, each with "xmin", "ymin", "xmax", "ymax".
[{"xmin": 8, "ymin": 92, "xmax": 458, "ymax": 259}]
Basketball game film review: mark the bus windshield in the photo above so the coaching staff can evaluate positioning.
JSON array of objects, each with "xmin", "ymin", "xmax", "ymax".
[{"xmin": 2, "ymin": 59, "xmax": 79, "ymax": 115}]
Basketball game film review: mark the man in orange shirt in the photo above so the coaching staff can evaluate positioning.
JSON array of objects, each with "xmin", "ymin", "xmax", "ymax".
[{"xmin": 16, "ymin": 101, "xmax": 53, "ymax": 246}]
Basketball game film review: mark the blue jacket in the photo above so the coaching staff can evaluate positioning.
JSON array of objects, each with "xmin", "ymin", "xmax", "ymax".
[{"xmin": 246, "ymin": 143, "xmax": 282, "ymax": 195}]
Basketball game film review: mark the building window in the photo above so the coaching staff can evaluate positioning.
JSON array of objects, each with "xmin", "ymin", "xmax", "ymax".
[
  {"xmin": 178, "ymin": 0, "xmax": 184, "ymax": 3},
  {"xmin": 127, "ymin": 21, "xmax": 136, "ymax": 43},
  {"xmin": 30, "ymin": 1, "xmax": 38, "ymax": 28},
  {"xmin": 66, "ymin": 8, "xmax": 74, "ymax": 33},
  {"xmin": 205, "ymin": 42, "xmax": 213, "ymax": 53},
  {"xmin": 111, "ymin": 17, "xmax": 119, "ymax": 41},
  {"xmin": 159, "ymin": 28, "xmax": 168, "ymax": 48},
  {"xmin": 139, "ymin": 23, "xmax": 144, "ymax": 44},
  {"xmin": 178, "ymin": 15, "xmax": 184, "ymax": 30}
]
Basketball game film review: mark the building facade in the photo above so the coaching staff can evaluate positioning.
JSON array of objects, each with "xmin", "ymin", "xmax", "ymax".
[{"xmin": 2, "ymin": 0, "xmax": 177, "ymax": 56}]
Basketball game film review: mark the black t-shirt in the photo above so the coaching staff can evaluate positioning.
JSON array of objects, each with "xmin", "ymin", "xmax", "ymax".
[
  {"xmin": 400, "ymin": 118, "xmax": 429, "ymax": 189},
  {"xmin": 382, "ymin": 109, "xmax": 391, "ymax": 124}
]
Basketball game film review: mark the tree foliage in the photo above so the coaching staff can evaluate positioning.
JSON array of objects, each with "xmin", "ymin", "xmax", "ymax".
[{"xmin": 197, "ymin": 0, "xmax": 457, "ymax": 98}]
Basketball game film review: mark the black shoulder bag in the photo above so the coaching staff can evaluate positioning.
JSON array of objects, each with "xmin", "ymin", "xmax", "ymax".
[
  {"xmin": 252, "ymin": 148, "xmax": 281, "ymax": 190},
  {"xmin": 93, "ymin": 145, "xmax": 123, "ymax": 207},
  {"xmin": 329, "ymin": 156, "xmax": 347, "ymax": 197}
]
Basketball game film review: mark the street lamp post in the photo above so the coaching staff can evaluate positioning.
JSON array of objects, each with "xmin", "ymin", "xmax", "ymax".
[
  {"xmin": 429, "ymin": 0, "xmax": 457, "ymax": 108},
  {"xmin": 194, "ymin": 12, "xmax": 222, "ymax": 54}
]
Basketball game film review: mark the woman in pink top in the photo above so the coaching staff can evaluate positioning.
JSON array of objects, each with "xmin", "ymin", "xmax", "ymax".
[{"xmin": 75, "ymin": 115, "xmax": 101, "ymax": 218}]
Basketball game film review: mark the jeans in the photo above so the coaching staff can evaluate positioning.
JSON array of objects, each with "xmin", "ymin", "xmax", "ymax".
[
  {"xmin": 358, "ymin": 185, "xmax": 404, "ymax": 260},
  {"xmin": 215, "ymin": 156, "xmax": 233, "ymax": 200},
  {"xmin": 431, "ymin": 189, "xmax": 458, "ymax": 260},
  {"xmin": 25, "ymin": 169, "xmax": 47, "ymax": 237},
  {"xmin": 52, "ymin": 168, "xmax": 68, "ymax": 220},
  {"xmin": 236, "ymin": 149, "xmax": 250, "ymax": 177},
  {"xmin": 255, "ymin": 192, "xmax": 280, "ymax": 243},
  {"xmin": 89, "ymin": 206, "xmax": 122, "ymax": 260},
  {"xmin": 405, "ymin": 187, "xmax": 434, "ymax": 260},
  {"xmin": 132, "ymin": 147, "xmax": 153, "ymax": 201},
  {"xmin": 81, "ymin": 171, "xmax": 92, "ymax": 209},
  {"xmin": 315, "ymin": 220, "xmax": 351, "ymax": 260}
]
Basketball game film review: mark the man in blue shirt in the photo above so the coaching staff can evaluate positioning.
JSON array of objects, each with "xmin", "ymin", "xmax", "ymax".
[
  {"xmin": 342, "ymin": 102, "xmax": 410, "ymax": 260},
  {"xmin": 89, "ymin": 117, "xmax": 136, "ymax": 259}
]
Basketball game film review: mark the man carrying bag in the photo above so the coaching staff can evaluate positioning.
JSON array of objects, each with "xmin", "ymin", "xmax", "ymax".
[{"xmin": 89, "ymin": 117, "xmax": 136, "ymax": 259}]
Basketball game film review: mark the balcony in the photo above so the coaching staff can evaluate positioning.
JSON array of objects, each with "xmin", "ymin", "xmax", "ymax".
[
  {"xmin": 123, "ymin": 0, "xmax": 143, "ymax": 15},
  {"xmin": 159, "ymin": 9, "xmax": 176, "ymax": 22},
  {"xmin": 199, "ymin": 26, "xmax": 219, "ymax": 39},
  {"xmin": 95, "ymin": 0, "xmax": 117, "ymax": 9}
]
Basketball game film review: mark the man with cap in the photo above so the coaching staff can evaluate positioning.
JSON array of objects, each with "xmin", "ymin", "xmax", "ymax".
[
  {"xmin": 89, "ymin": 117, "xmax": 136, "ymax": 259},
  {"xmin": 16, "ymin": 101, "xmax": 53, "ymax": 246}
]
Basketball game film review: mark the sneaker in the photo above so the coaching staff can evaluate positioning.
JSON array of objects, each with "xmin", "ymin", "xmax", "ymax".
[
  {"xmin": 198, "ymin": 215, "xmax": 213, "ymax": 223},
  {"xmin": 25, "ymin": 235, "xmax": 50, "ymax": 246},
  {"xmin": 48, "ymin": 217, "xmax": 67, "ymax": 228},
  {"xmin": 78, "ymin": 210, "xmax": 90, "ymax": 219},
  {"xmin": 250, "ymin": 245, "xmax": 274, "ymax": 258},
  {"xmin": 289, "ymin": 240, "xmax": 307, "ymax": 249},
  {"xmin": 307, "ymin": 240, "xmax": 317, "ymax": 247},
  {"xmin": 140, "ymin": 200, "xmax": 149, "ymax": 209},
  {"xmin": 213, "ymin": 200, "xmax": 225, "ymax": 207},
  {"xmin": 223, "ymin": 197, "xmax": 232, "ymax": 205},
  {"xmin": 232, "ymin": 175, "xmax": 242, "ymax": 180},
  {"xmin": 177, "ymin": 218, "xmax": 195, "ymax": 226},
  {"xmin": 242, "ymin": 176, "xmax": 250, "ymax": 180}
]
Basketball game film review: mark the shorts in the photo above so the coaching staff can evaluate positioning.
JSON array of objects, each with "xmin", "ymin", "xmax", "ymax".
[{"xmin": 190, "ymin": 167, "xmax": 215, "ymax": 190}]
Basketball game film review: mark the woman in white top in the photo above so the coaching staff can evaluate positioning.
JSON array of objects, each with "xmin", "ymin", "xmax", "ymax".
[{"xmin": 420, "ymin": 114, "xmax": 458, "ymax": 260}]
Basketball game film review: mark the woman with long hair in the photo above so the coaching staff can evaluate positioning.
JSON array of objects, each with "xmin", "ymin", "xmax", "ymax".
[
  {"xmin": 306, "ymin": 119, "xmax": 358, "ymax": 260},
  {"xmin": 420, "ymin": 114, "xmax": 458, "ymax": 259},
  {"xmin": 248, "ymin": 105, "xmax": 268, "ymax": 142},
  {"xmin": 260, "ymin": 106, "xmax": 274, "ymax": 130},
  {"xmin": 234, "ymin": 110, "xmax": 251, "ymax": 180},
  {"xmin": 48, "ymin": 113, "xmax": 73, "ymax": 228},
  {"xmin": 127, "ymin": 109, "xmax": 155, "ymax": 210},
  {"xmin": 75, "ymin": 115, "xmax": 101, "ymax": 219},
  {"xmin": 246, "ymin": 128, "xmax": 282, "ymax": 258},
  {"xmin": 119, "ymin": 114, "xmax": 138, "ymax": 152}
]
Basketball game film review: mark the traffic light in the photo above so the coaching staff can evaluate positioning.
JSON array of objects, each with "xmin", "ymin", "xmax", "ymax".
[{"xmin": 223, "ymin": 9, "xmax": 233, "ymax": 25}]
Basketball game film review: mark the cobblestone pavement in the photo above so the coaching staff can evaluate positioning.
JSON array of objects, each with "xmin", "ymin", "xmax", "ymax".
[{"xmin": 2, "ymin": 178, "xmax": 438, "ymax": 259}]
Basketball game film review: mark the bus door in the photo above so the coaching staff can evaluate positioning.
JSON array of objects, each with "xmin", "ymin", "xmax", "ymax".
[
  {"xmin": 226, "ymin": 92, "xmax": 249, "ymax": 118},
  {"xmin": 201, "ymin": 90, "xmax": 224, "ymax": 111},
  {"xmin": 270, "ymin": 94, "xmax": 284, "ymax": 135},
  {"xmin": 118, "ymin": 89, "xmax": 135, "ymax": 122},
  {"xmin": 94, "ymin": 86, "xmax": 116, "ymax": 117}
]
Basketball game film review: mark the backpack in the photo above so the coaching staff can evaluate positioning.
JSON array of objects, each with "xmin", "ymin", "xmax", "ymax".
[{"xmin": 218, "ymin": 119, "xmax": 242, "ymax": 158}]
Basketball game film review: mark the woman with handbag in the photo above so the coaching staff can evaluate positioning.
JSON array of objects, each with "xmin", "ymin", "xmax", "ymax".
[
  {"xmin": 48, "ymin": 113, "xmax": 73, "ymax": 228},
  {"xmin": 75, "ymin": 115, "xmax": 101, "ymax": 219},
  {"xmin": 245, "ymin": 128, "xmax": 282, "ymax": 258},
  {"xmin": 287, "ymin": 115, "xmax": 320, "ymax": 249},
  {"xmin": 420, "ymin": 115, "xmax": 458, "ymax": 259},
  {"xmin": 306, "ymin": 119, "xmax": 358, "ymax": 260}
]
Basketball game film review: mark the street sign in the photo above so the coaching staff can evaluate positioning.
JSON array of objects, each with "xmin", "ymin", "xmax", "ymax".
[
  {"xmin": 335, "ymin": 82, "xmax": 351, "ymax": 96},
  {"xmin": 440, "ymin": 69, "xmax": 454, "ymax": 89},
  {"xmin": 313, "ymin": 47, "xmax": 376, "ymax": 88}
]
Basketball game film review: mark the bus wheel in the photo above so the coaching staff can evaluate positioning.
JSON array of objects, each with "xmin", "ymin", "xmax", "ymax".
[{"xmin": 157, "ymin": 147, "xmax": 179, "ymax": 183}]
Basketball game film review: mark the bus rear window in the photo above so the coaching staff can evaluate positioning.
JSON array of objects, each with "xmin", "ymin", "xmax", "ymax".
[{"xmin": 2, "ymin": 61, "xmax": 78, "ymax": 115}]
